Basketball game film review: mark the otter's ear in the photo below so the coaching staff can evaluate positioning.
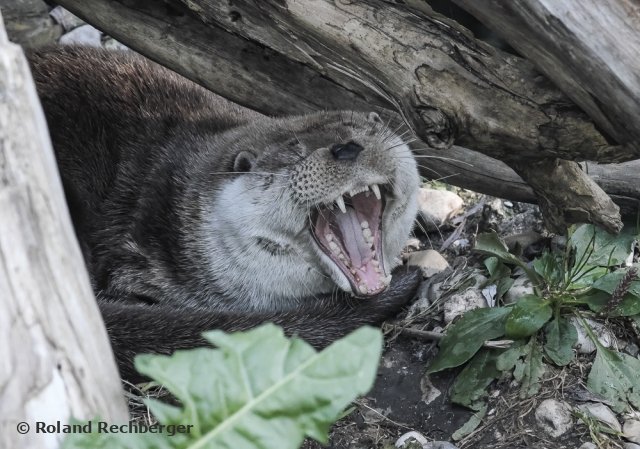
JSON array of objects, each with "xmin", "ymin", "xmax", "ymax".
[
  {"xmin": 233, "ymin": 151, "xmax": 256, "ymax": 172},
  {"xmin": 367, "ymin": 112, "xmax": 383, "ymax": 125}
]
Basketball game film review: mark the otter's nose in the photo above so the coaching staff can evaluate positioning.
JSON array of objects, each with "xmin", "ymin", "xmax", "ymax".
[{"xmin": 330, "ymin": 141, "xmax": 364, "ymax": 161}]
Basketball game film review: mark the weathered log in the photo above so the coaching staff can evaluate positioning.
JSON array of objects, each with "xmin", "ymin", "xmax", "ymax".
[
  {"xmin": 52, "ymin": 0, "xmax": 639, "ymax": 231},
  {"xmin": 452, "ymin": 0, "xmax": 640, "ymax": 149},
  {"xmin": 0, "ymin": 12, "xmax": 127, "ymax": 449}
]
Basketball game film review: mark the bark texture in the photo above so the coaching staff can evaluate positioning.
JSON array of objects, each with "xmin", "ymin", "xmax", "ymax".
[
  {"xmin": 53, "ymin": 0, "xmax": 640, "ymax": 231},
  {"xmin": 453, "ymin": 0, "xmax": 640, "ymax": 149},
  {"xmin": 0, "ymin": 13, "xmax": 127, "ymax": 449}
]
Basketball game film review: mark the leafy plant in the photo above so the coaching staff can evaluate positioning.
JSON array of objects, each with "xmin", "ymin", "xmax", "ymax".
[
  {"xmin": 428, "ymin": 223, "xmax": 639, "ymax": 414},
  {"xmin": 64, "ymin": 324, "xmax": 384, "ymax": 449}
]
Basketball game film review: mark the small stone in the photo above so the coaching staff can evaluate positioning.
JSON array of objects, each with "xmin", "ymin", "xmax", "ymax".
[
  {"xmin": 103, "ymin": 38, "xmax": 129, "ymax": 51},
  {"xmin": 625, "ymin": 342, "xmax": 639, "ymax": 357},
  {"xmin": 451, "ymin": 238, "xmax": 470, "ymax": 254},
  {"xmin": 503, "ymin": 276, "xmax": 535, "ymax": 304},
  {"xmin": 407, "ymin": 250, "xmax": 450, "ymax": 278},
  {"xmin": 395, "ymin": 431, "xmax": 429, "ymax": 448},
  {"xmin": 417, "ymin": 188, "xmax": 464, "ymax": 231},
  {"xmin": 579, "ymin": 443, "xmax": 597, "ymax": 449},
  {"xmin": 443, "ymin": 288, "xmax": 487, "ymax": 324},
  {"xmin": 570, "ymin": 317, "xmax": 616, "ymax": 354},
  {"xmin": 578, "ymin": 403, "xmax": 621, "ymax": 432},
  {"xmin": 50, "ymin": 6, "xmax": 85, "ymax": 32},
  {"xmin": 59, "ymin": 24, "xmax": 102, "ymax": 47},
  {"xmin": 503, "ymin": 201, "xmax": 514, "ymax": 208},
  {"xmin": 404, "ymin": 237, "xmax": 422, "ymax": 251},
  {"xmin": 623, "ymin": 419, "xmax": 640, "ymax": 444},
  {"xmin": 534, "ymin": 399, "xmax": 573, "ymax": 438}
]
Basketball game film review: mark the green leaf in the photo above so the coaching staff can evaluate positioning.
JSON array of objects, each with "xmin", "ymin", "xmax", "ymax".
[
  {"xmin": 427, "ymin": 307, "xmax": 511, "ymax": 374},
  {"xmin": 65, "ymin": 324, "xmax": 383, "ymax": 449},
  {"xmin": 497, "ymin": 339, "xmax": 545, "ymax": 399},
  {"xmin": 570, "ymin": 223, "xmax": 637, "ymax": 267},
  {"xmin": 483, "ymin": 257, "xmax": 514, "ymax": 301},
  {"xmin": 587, "ymin": 345, "xmax": 640, "ymax": 413},
  {"xmin": 543, "ymin": 317, "xmax": 578, "ymax": 366},
  {"xmin": 505, "ymin": 295, "xmax": 552, "ymax": 339},
  {"xmin": 533, "ymin": 251, "xmax": 564, "ymax": 287},
  {"xmin": 589, "ymin": 267, "xmax": 640, "ymax": 316},
  {"xmin": 475, "ymin": 232, "xmax": 541, "ymax": 285},
  {"xmin": 475, "ymin": 232, "xmax": 522, "ymax": 266},
  {"xmin": 451, "ymin": 349, "xmax": 503, "ymax": 411},
  {"xmin": 451, "ymin": 405, "xmax": 487, "ymax": 441}
]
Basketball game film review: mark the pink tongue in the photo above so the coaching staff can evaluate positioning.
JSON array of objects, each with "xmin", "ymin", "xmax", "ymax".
[{"xmin": 334, "ymin": 210, "xmax": 372, "ymax": 268}]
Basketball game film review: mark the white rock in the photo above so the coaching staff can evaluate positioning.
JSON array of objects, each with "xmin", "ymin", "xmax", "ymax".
[
  {"xmin": 624, "ymin": 444, "xmax": 640, "ymax": 449},
  {"xmin": 578, "ymin": 403, "xmax": 621, "ymax": 432},
  {"xmin": 417, "ymin": 188, "xmax": 464, "ymax": 231},
  {"xmin": 103, "ymin": 38, "xmax": 129, "ymax": 51},
  {"xmin": 443, "ymin": 288, "xmax": 487, "ymax": 324},
  {"xmin": 396, "ymin": 431, "xmax": 429, "ymax": 448},
  {"xmin": 404, "ymin": 237, "xmax": 422, "ymax": 251},
  {"xmin": 407, "ymin": 250, "xmax": 450, "ymax": 278},
  {"xmin": 59, "ymin": 24, "xmax": 102, "ymax": 47},
  {"xmin": 534, "ymin": 399, "xmax": 573, "ymax": 438},
  {"xmin": 579, "ymin": 443, "xmax": 597, "ymax": 449},
  {"xmin": 503, "ymin": 276, "xmax": 535, "ymax": 304},
  {"xmin": 50, "ymin": 6, "xmax": 85, "ymax": 31},
  {"xmin": 570, "ymin": 317, "xmax": 616, "ymax": 354},
  {"xmin": 624, "ymin": 419, "xmax": 640, "ymax": 444}
]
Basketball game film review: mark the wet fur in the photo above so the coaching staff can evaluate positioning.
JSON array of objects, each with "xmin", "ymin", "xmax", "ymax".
[{"xmin": 29, "ymin": 47, "xmax": 421, "ymax": 382}]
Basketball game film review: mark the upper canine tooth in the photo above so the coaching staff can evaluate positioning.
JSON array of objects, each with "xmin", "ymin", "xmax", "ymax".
[
  {"xmin": 371, "ymin": 184, "xmax": 381, "ymax": 200},
  {"xmin": 336, "ymin": 196, "xmax": 347, "ymax": 213}
]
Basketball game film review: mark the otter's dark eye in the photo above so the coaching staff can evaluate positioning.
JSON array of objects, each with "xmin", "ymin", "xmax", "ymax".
[
  {"xmin": 330, "ymin": 141, "xmax": 364, "ymax": 161},
  {"xmin": 233, "ymin": 151, "xmax": 256, "ymax": 172}
]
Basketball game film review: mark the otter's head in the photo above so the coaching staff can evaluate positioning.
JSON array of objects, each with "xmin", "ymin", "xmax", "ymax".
[{"xmin": 203, "ymin": 111, "xmax": 419, "ymax": 309}]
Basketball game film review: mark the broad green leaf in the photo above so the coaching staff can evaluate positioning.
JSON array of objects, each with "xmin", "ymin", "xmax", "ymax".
[
  {"xmin": 505, "ymin": 295, "xmax": 552, "ymax": 339},
  {"xmin": 475, "ymin": 232, "xmax": 522, "ymax": 266},
  {"xmin": 65, "ymin": 324, "xmax": 383, "ymax": 449},
  {"xmin": 451, "ymin": 405, "xmax": 487, "ymax": 441},
  {"xmin": 497, "ymin": 339, "xmax": 545, "ymax": 399},
  {"xmin": 589, "ymin": 266, "xmax": 640, "ymax": 316},
  {"xmin": 587, "ymin": 345, "xmax": 640, "ymax": 413},
  {"xmin": 427, "ymin": 307, "xmax": 511, "ymax": 374},
  {"xmin": 544, "ymin": 317, "xmax": 578, "ymax": 366},
  {"xmin": 484, "ymin": 257, "xmax": 514, "ymax": 300},
  {"xmin": 570, "ymin": 223, "xmax": 637, "ymax": 267},
  {"xmin": 533, "ymin": 251, "xmax": 564, "ymax": 287},
  {"xmin": 475, "ymin": 232, "xmax": 541, "ymax": 284},
  {"xmin": 451, "ymin": 349, "xmax": 503, "ymax": 411}
]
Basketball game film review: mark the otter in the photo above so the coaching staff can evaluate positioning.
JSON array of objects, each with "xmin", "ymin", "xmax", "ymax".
[{"xmin": 28, "ymin": 47, "xmax": 422, "ymax": 381}]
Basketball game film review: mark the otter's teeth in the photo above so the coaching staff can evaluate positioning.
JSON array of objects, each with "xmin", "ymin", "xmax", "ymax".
[
  {"xmin": 349, "ymin": 186, "xmax": 370, "ymax": 196},
  {"xmin": 360, "ymin": 221, "xmax": 369, "ymax": 229},
  {"xmin": 359, "ymin": 284, "xmax": 368, "ymax": 294},
  {"xmin": 335, "ymin": 196, "xmax": 347, "ymax": 213},
  {"xmin": 371, "ymin": 184, "xmax": 381, "ymax": 200},
  {"xmin": 329, "ymin": 241, "xmax": 339, "ymax": 253},
  {"xmin": 383, "ymin": 275, "xmax": 392, "ymax": 284},
  {"xmin": 325, "ymin": 233, "xmax": 334, "ymax": 242}
]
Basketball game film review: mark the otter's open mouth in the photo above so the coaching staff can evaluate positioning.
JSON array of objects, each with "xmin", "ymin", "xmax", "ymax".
[{"xmin": 311, "ymin": 184, "xmax": 391, "ymax": 297}]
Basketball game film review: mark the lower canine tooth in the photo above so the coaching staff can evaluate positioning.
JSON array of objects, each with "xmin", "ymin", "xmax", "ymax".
[
  {"xmin": 383, "ymin": 275, "xmax": 392, "ymax": 284},
  {"xmin": 336, "ymin": 196, "xmax": 347, "ymax": 213},
  {"xmin": 361, "ymin": 221, "xmax": 369, "ymax": 229},
  {"xmin": 359, "ymin": 284, "xmax": 368, "ymax": 294}
]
